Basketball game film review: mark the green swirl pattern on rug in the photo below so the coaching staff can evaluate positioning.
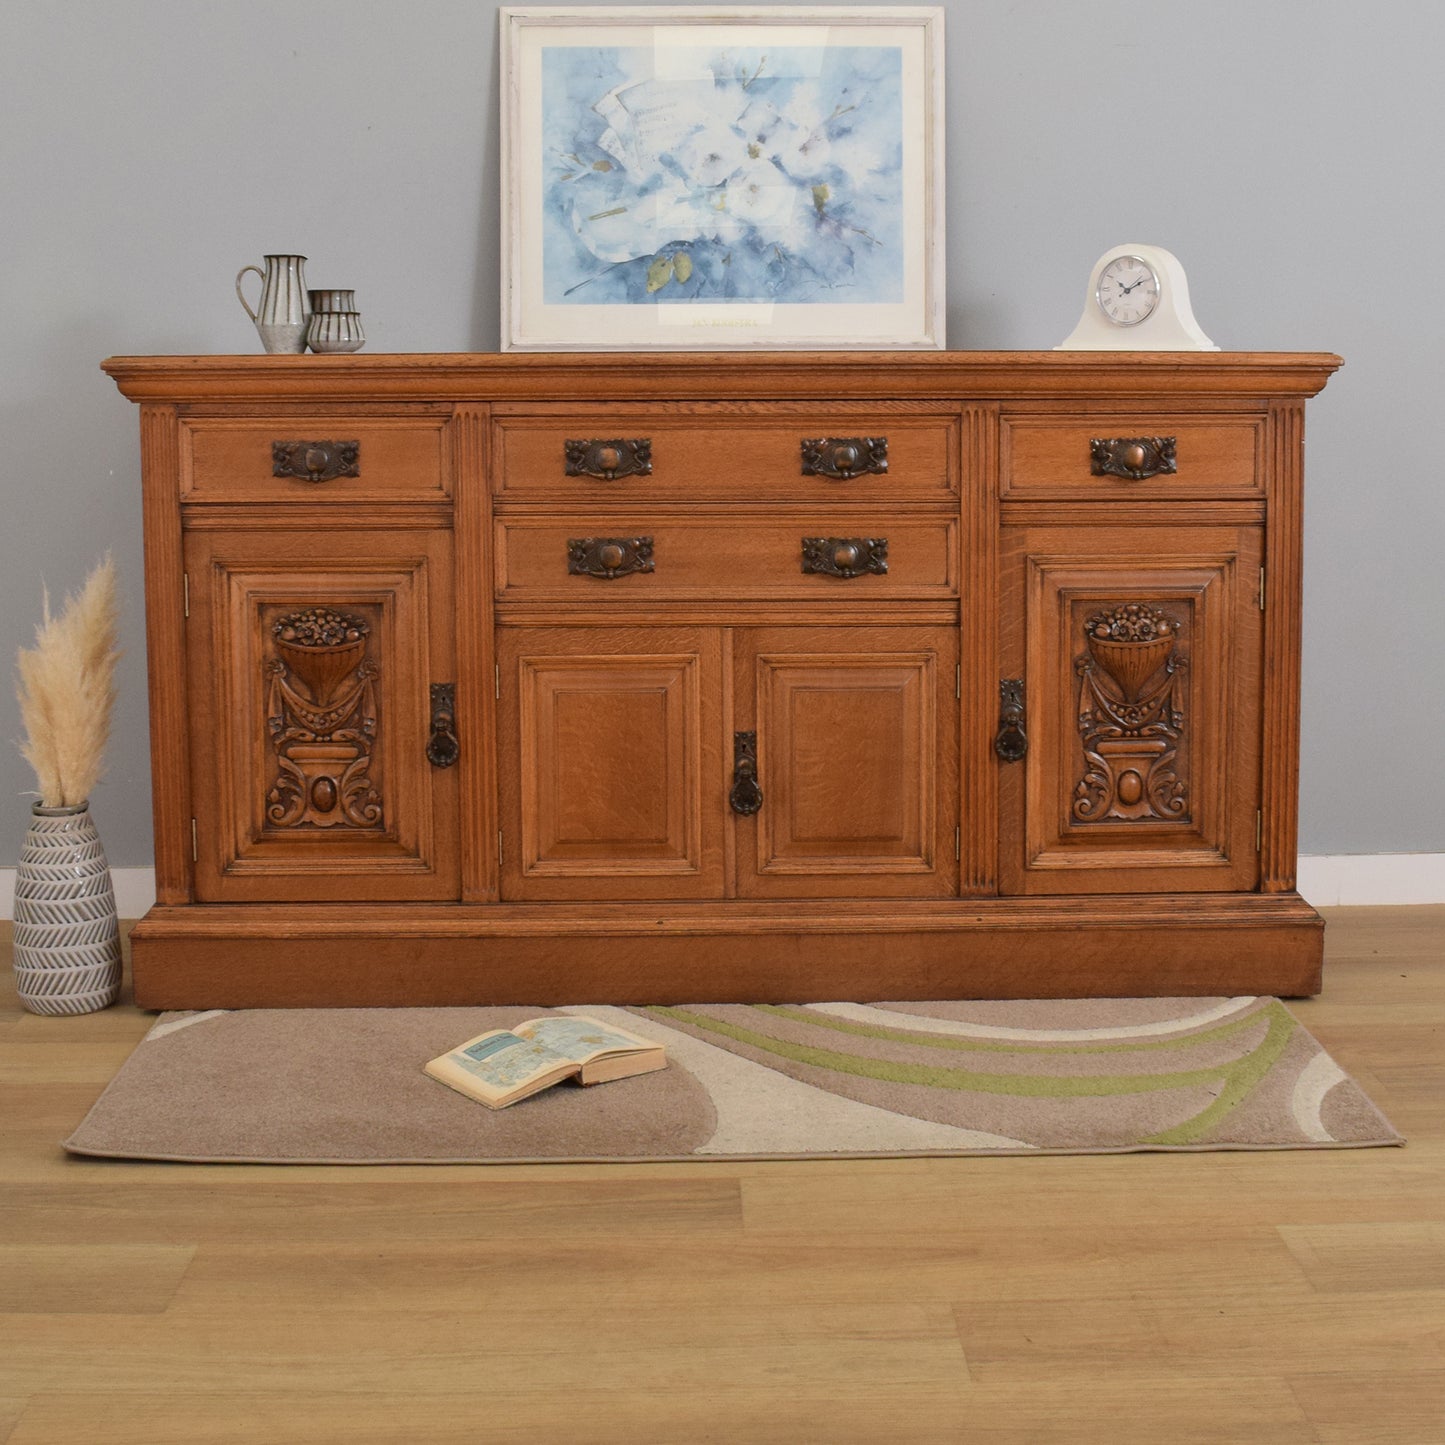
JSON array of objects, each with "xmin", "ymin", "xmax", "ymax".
[{"xmin": 632, "ymin": 997, "xmax": 1397, "ymax": 1152}]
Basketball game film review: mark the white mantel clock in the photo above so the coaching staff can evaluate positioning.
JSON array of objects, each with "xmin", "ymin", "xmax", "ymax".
[{"xmin": 1057, "ymin": 243, "xmax": 1218, "ymax": 350}]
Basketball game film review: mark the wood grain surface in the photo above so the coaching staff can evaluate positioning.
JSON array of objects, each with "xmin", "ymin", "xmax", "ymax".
[{"xmin": 1, "ymin": 906, "xmax": 1439, "ymax": 1443}]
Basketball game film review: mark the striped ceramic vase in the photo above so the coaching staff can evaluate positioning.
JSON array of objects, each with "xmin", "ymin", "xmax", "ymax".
[{"xmin": 12, "ymin": 803, "xmax": 122, "ymax": 1015}]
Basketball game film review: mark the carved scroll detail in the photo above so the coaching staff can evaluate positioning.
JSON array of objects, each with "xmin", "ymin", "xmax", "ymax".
[
  {"xmin": 265, "ymin": 607, "xmax": 383, "ymax": 830},
  {"xmin": 1073, "ymin": 603, "xmax": 1189, "ymax": 823}
]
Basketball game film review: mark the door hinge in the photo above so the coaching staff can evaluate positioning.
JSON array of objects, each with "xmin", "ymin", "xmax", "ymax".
[
  {"xmin": 1256, "ymin": 810, "xmax": 1263, "ymax": 852},
  {"xmin": 498, "ymin": 829, "xmax": 504, "ymax": 864},
  {"xmin": 955, "ymin": 825, "xmax": 961, "ymax": 862},
  {"xmin": 183, "ymin": 572, "xmax": 190, "ymax": 619},
  {"xmin": 1258, "ymin": 566, "xmax": 1266, "ymax": 611},
  {"xmin": 495, "ymin": 664, "xmax": 501, "ymax": 700},
  {"xmin": 191, "ymin": 817, "xmax": 198, "ymax": 862},
  {"xmin": 956, "ymin": 663, "xmax": 961, "ymax": 700}
]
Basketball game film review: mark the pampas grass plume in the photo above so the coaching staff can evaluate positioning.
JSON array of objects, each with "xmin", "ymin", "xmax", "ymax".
[{"xmin": 15, "ymin": 555, "xmax": 121, "ymax": 808}]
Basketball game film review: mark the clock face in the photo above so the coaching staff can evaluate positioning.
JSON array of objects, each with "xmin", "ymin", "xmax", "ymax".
[{"xmin": 1096, "ymin": 254, "xmax": 1160, "ymax": 326}]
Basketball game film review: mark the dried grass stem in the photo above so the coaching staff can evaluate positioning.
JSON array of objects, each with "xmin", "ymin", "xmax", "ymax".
[{"xmin": 15, "ymin": 555, "xmax": 120, "ymax": 808}]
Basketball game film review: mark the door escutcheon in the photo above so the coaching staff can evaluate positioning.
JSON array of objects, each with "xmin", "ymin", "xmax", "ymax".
[
  {"xmin": 426, "ymin": 683, "xmax": 460, "ymax": 768},
  {"xmin": 994, "ymin": 679, "xmax": 1027, "ymax": 762},
  {"xmin": 729, "ymin": 730, "xmax": 763, "ymax": 815}
]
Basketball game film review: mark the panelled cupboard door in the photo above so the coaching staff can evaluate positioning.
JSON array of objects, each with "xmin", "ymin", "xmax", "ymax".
[
  {"xmin": 734, "ymin": 626, "xmax": 960, "ymax": 899},
  {"xmin": 184, "ymin": 530, "xmax": 460, "ymax": 902},
  {"xmin": 497, "ymin": 626, "xmax": 725, "ymax": 901},
  {"xmin": 999, "ymin": 524, "xmax": 1263, "ymax": 895}
]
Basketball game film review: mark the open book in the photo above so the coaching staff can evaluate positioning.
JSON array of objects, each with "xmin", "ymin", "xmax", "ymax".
[{"xmin": 424, "ymin": 1014, "xmax": 666, "ymax": 1110}]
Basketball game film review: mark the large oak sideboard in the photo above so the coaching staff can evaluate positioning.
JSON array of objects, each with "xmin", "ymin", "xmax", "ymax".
[{"xmin": 103, "ymin": 351, "xmax": 1340, "ymax": 1007}]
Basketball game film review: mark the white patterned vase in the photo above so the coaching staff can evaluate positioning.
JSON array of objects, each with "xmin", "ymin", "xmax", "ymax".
[{"xmin": 12, "ymin": 803, "xmax": 122, "ymax": 1015}]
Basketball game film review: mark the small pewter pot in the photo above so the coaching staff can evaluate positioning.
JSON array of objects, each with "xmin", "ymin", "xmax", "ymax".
[{"xmin": 307, "ymin": 310, "xmax": 366, "ymax": 353}]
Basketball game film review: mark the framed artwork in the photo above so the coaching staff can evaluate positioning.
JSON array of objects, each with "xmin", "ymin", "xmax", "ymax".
[{"xmin": 500, "ymin": 6, "xmax": 945, "ymax": 351}]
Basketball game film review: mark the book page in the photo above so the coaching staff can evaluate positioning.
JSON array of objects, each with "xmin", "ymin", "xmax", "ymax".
[
  {"xmin": 446, "ymin": 1031, "xmax": 575, "ymax": 1093},
  {"xmin": 516, "ymin": 1016, "xmax": 658, "ymax": 1065}
]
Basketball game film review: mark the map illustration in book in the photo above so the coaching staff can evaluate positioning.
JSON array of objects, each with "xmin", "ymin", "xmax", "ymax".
[{"xmin": 423, "ymin": 1015, "xmax": 666, "ymax": 1109}]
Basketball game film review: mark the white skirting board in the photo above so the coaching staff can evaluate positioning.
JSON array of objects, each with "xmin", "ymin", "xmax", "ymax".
[{"xmin": 2, "ymin": 858, "xmax": 1445, "ymax": 920}]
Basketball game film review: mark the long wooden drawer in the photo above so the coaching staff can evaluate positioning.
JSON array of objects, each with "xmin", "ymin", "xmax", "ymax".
[
  {"xmin": 495, "ymin": 513, "xmax": 958, "ymax": 601},
  {"xmin": 1001, "ymin": 415, "xmax": 1263, "ymax": 500},
  {"xmin": 493, "ymin": 408, "xmax": 959, "ymax": 503},
  {"xmin": 180, "ymin": 415, "xmax": 450, "ymax": 501}
]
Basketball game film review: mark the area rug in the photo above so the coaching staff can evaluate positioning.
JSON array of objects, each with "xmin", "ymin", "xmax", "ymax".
[{"xmin": 63, "ymin": 997, "xmax": 1401, "ymax": 1163}]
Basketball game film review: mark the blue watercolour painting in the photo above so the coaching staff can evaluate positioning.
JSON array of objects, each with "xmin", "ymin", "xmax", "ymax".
[{"xmin": 540, "ymin": 44, "xmax": 904, "ymax": 306}]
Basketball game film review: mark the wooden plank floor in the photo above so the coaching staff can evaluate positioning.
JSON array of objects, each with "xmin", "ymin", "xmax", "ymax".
[{"xmin": 0, "ymin": 908, "xmax": 1440, "ymax": 1444}]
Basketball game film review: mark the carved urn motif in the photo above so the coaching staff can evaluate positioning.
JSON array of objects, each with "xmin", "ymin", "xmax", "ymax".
[
  {"xmin": 265, "ymin": 607, "xmax": 382, "ymax": 830},
  {"xmin": 1083, "ymin": 603, "xmax": 1178, "ymax": 702},
  {"xmin": 1074, "ymin": 603, "xmax": 1189, "ymax": 824}
]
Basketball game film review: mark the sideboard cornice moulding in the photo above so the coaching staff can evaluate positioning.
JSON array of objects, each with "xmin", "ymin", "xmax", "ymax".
[
  {"xmin": 104, "ymin": 348, "xmax": 1341, "ymax": 1008},
  {"xmin": 102, "ymin": 351, "xmax": 1341, "ymax": 404}
]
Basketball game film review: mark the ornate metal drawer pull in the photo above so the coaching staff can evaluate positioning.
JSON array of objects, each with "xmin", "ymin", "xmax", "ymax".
[
  {"xmin": 565, "ymin": 438, "xmax": 652, "ymax": 480},
  {"xmin": 994, "ymin": 679, "xmax": 1028, "ymax": 762},
  {"xmin": 800, "ymin": 436, "xmax": 888, "ymax": 480},
  {"xmin": 272, "ymin": 440, "xmax": 360, "ymax": 483},
  {"xmin": 426, "ymin": 683, "xmax": 459, "ymax": 769},
  {"xmin": 1090, "ymin": 436, "xmax": 1177, "ymax": 481},
  {"xmin": 729, "ymin": 731, "xmax": 763, "ymax": 815},
  {"xmin": 801, "ymin": 536, "xmax": 888, "ymax": 579},
  {"xmin": 567, "ymin": 536, "xmax": 655, "ymax": 580}
]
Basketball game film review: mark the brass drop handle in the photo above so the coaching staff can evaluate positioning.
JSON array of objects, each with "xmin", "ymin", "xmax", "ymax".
[
  {"xmin": 1090, "ymin": 436, "xmax": 1177, "ymax": 481},
  {"xmin": 427, "ymin": 684, "xmax": 459, "ymax": 768},
  {"xmin": 994, "ymin": 679, "xmax": 1027, "ymax": 762},
  {"xmin": 729, "ymin": 731, "xmax": 763, "ymax": 815},
  {"xmin": 272, "ymin": 440, "xmax": 361, "ymax": 484},
  {"xmin": 800, "ymin": 536, "xmax": 888, "ymax": 579},
  {"xmin": 565, "ymin": 438, "xmax": 652, "ymax": 480},
  {"xmin": 800, "ymin": 436, "xmax": 888, "ymax": 480},
  {"xmin": 567, "ymin": 537, "xmax": 655, "ymax": 579}
]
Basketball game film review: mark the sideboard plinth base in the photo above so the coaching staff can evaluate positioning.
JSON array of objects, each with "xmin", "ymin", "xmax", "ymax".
[{"xmin": 128, "ymin": 894, "xmax": 1324, "ymax": 1009}]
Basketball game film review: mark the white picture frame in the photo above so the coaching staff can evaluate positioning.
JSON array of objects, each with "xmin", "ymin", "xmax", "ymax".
[{"xmin": 500, "ymin": 5, "xmax": 945, "ymax": 351}]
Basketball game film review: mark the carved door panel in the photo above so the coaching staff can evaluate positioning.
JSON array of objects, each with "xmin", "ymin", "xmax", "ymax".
[
  {"xmin": 999, "ymin": 524, "xmax": 1263, "ymax": 895},
  {"xmin": 185, "ymin": 530, "xmax": 459, "ymax": 902},
  {"xmin": 497, "ymin": 626, "xmax": 725, "ymax": 901},
  {"xmin": 733, "ymin": 626, "xmax": 959, "ymax": 899}
]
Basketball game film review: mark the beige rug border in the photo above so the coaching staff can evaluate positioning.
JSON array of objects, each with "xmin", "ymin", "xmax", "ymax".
[{"xmin": 62, "ymin": 1138, "xmax": 1405, "ymax": 1166}]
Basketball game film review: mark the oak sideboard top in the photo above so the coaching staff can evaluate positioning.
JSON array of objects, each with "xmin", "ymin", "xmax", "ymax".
[{"xmin": 101, "ymin": 350, "xmax": 1342, "ymax": 404}]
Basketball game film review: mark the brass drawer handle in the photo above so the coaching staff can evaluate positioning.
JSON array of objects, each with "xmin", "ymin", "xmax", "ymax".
[
  {"xmin": 272, "ymin": 440, "xmax": 360, "ymax": 483},
  {"xmin": 801, "ymin": 436, "xmax": 888, "ymax": 480},
  {"xmin": 426, "ymin": 684, "xmax": 459, "ymax": 769},
  {"xmin": 994, "ymin": 680, "xmax": 1027, "ymax": 762},
  {"xmin": 801, "ymin": 536, "xmax": 888, "ymax": 579},
  {"xmin": 567, "ymin": 536, "xmax": 655, "ymax": 579},
  {"xmin": 565, "ymin": 438, "xmax": 652, "ymax": 480},
  {"xmin": 730, "ymin": 731, "xmax": 763, "ymax": 816},
  {"xmin": 1090, "ymin": 436, "xmax": 1177, "ymax": 481}
]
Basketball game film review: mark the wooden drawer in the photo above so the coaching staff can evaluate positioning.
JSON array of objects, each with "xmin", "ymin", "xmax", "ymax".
[
  {"xmin": 180, "ymin": 416, "xmax": 450, "ymax": 501},
  {"xmin": 493, "ymin": 408, "xmax": 958, "ymax": 503},
  {"xmin": 1001, "ymin": 415, "xmax": 1263, "ymax": 500},
  {"xmin": 495, "ymin": 513, "xmax": 958, "ymax": 601}
]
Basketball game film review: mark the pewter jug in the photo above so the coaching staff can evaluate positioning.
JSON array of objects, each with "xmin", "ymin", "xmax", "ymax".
[{"xmin": 236, "ymin": 254, "xmax": 311, "ymax": 354}]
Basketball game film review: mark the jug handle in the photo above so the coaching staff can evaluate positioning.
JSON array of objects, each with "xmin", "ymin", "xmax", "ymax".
[{"xmin": 235, "ymin": 265, "xmax": 264, "ymax": 323}]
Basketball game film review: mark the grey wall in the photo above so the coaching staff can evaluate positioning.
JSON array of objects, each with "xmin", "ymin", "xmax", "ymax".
[{"xmin": 3, "ymin": 0, "xmax": 1441, "ymax": 866}]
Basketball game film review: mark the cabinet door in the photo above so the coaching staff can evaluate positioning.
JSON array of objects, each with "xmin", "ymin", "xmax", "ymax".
[
  {"xmin": 734, "ymin": 626, "xmax": 959, "ymax": 899},
  {"xmin": 999, "ymin": 524, "xmax": 1262, "ymax": 894},
  {"xmin": 497, "ymin": 626, "xmax": 725, "ymax": 901},
  {"xmin": 185, "ymin": 530, "xmax": 459, "ymax": 902}
]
